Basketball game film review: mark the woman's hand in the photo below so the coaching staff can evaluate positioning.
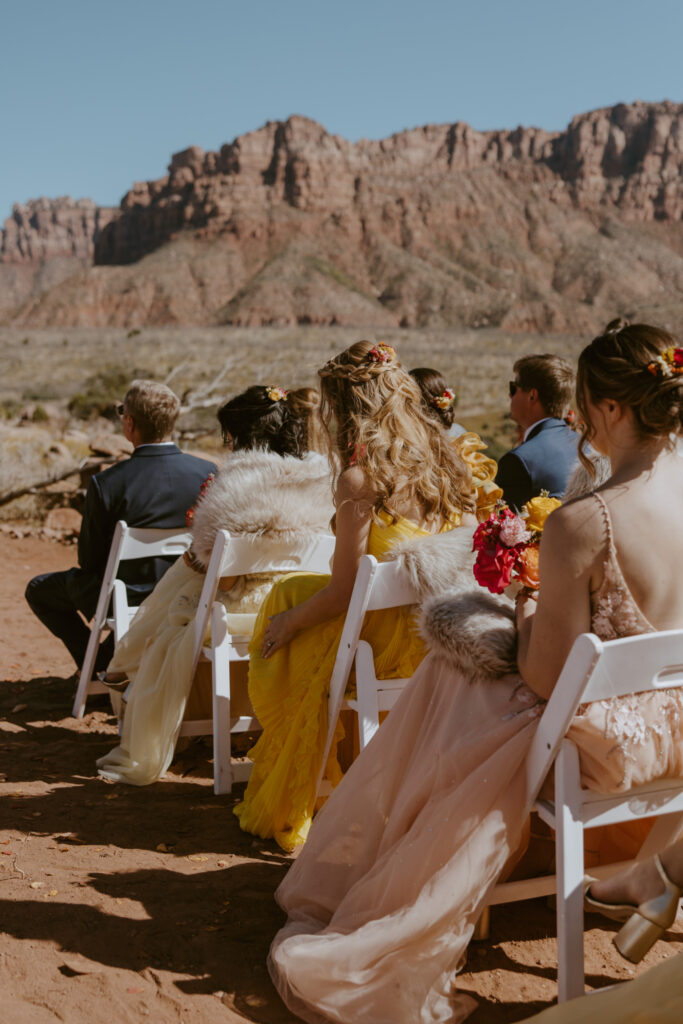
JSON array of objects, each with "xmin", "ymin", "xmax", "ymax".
[
  {"xmin": 515, "ymin": 587, "xmax": 538, "ymax": 626},
  {"xmin": 261, "ymin": 609, "xmax": 300, "ymax": 658}
]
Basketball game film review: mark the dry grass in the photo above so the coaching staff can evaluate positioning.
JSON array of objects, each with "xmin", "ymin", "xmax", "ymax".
[{"xmin": 0, "ymin": 325, "xmax": 586, "ymax": 453}]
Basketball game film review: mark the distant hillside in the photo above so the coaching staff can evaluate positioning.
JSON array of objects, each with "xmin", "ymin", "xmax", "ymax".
[{"xmin": 2, "ymin": 101, "xmax": 683, "ymax": 332}]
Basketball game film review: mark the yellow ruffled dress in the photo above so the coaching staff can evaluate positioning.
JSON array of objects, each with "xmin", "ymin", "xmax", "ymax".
[
  {"xmin": 234, "ymin": 433, "xmax": 498, "ymax": 852},
  {"xmin": 234, "ymin": 512, "xmax": 457, "ymax": 852},
  {"xmin": 453, "ymin": 431, "xmax": 502, "ymax": 521}
]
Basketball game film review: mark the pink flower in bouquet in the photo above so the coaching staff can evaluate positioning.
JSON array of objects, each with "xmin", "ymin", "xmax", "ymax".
[
  {"xmin": 498, "ymin": 516, "xmax": 531, "ymax": 547},
  {"xmin": 473, "ymin": 545, "xmax": 519, "ymax": 594},
  {"xmin": 472, "ymin": 506, "xmax": 514, "ymax": 552}
]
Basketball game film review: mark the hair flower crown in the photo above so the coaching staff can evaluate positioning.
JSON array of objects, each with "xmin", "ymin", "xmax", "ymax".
[
  {"xmin": 266, "ymin": 386, "xmax": 288, "ymax": 402},
  {"xmin": 433, "ymin": 387, "xmax": 456, "ymax": 410},
  {"xmin": 367, "ymin": 343, "xmax": 396, "ymax": 365},
  {"xmin": 646, "ymin": 347, "xmax": 683, "ymax": 379}
]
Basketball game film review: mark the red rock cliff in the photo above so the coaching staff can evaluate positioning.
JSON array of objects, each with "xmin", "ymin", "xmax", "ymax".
[{"xmin": 3, "ymin": 102, "xmax": 683, "ymax": 331}]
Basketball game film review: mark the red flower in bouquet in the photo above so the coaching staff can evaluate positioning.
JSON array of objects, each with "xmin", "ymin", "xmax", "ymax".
[
  {"xmin": 473, "ymin": 544, "xmax": 519, "ymax": 594},
  {"xmin": 472, "ymin": 494, "xmax": 561, "ymax": 595}
]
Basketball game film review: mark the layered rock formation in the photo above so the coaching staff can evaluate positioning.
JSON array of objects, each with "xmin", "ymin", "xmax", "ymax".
[
  {"xmin": 3, "ymin": 102, "xmax": 683, "ymax": 331},
  {"xmin": 0, "ymin": 198, "xmax": 118, "ymax": 318}
]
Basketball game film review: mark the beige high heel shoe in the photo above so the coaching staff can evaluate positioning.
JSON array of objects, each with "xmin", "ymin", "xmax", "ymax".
[{"xmin": 614, "ymin": 854, "xmax": 683, "ymax": 964}]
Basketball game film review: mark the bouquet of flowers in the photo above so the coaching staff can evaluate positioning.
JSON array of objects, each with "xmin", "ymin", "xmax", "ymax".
[{"xmin": 472, "ymin": 494, "xmax": 561, "ymax": 595}]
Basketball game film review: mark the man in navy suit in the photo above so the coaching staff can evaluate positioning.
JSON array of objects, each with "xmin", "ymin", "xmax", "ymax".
[
  {"xmin": 494, "ymin": 354, "xmax": 579, "ymax": 511},
  {"xmin": 26, "ymin": 380, "xmax": 217, "ymax": 673}
]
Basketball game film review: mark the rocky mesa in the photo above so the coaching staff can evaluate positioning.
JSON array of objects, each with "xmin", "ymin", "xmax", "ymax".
[{"xmin": 2, "ymin": 101, "xmax": 683, "ymax": 332}]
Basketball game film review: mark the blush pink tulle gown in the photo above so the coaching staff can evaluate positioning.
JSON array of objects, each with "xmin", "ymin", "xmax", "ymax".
[{"xmin": 268, "ymin": 495, "xmax": 683, "ymax": 1024}]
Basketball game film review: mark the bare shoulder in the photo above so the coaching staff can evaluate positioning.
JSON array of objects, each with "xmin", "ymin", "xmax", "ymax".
[
  {"xmin": 336, "ymin": 466, "xmax": 374, "ymax": 503},
  {"xmin": 542, "ymin": 494, "xmax": 605, "ymax": 564}
]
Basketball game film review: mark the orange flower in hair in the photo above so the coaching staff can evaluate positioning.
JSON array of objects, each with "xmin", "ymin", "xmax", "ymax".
[{"xmin": 266, "ymin": 386, "xmax": 288, "ymax": 402}]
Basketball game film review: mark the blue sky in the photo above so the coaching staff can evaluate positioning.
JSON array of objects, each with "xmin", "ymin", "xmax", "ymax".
[{"xmin": 1, "ymin": 0, "xmax": 682, "ymax": 221}]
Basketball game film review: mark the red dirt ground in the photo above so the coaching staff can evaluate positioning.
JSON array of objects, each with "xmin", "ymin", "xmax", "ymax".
[{"xmin": 1, "ymin": 532, "xmax": 681, "ymax": 1024}]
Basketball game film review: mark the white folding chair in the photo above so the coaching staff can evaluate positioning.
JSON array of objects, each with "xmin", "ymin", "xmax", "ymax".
[
  {"xmin": 177, "ymin": 530, "xmax": 336, "ymax": 795},
  {"xmin": 72, "ymin": 521, "xmax": 192, "ymax": 718},
  {"xmin": 315, "ymin": 553, "xmax": 420, "ymax": 797},
  {"xmin": 484, "ymin": 628, "xmax": 683, "ymax": 1003}
]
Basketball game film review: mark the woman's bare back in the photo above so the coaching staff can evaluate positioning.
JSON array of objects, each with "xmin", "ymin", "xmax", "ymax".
[{"xmin": 592, "ymin": 450, "xmax": 683, "ymax": 631}]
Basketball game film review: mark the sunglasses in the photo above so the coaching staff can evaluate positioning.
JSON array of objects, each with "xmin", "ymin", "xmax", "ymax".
[{"xmin": 508, "ymin": 381, "xmax": 520, "ymax": 397}]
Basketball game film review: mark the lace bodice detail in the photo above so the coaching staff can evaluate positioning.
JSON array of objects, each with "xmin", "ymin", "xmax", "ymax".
[
  {"xmin": 570, "ymin": 494, "xmax": 683, "ymax": 792},
  {"xmin": 589, "ymin": 493, "xmax": 655, "ymax": 642}
]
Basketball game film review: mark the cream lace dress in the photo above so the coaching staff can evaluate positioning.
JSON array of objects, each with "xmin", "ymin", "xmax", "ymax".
[{"xmin": 268, "ymin": 494, "xmax": 683, "ymax": 1024}]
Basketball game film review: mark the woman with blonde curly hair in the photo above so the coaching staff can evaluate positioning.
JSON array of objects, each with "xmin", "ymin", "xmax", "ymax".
[{"xmin": 234, "ymin": 340, "xmax": 477, "ymax": 851}]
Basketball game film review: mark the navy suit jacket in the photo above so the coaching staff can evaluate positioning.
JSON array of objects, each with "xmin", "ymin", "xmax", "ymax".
[
  {"xmin": 75, "ymin": 444, "xmax": 216, "ymax": 616},
  {"xmin": 494, "ymin": 418, "xmax": 579, "ymax": 512}
]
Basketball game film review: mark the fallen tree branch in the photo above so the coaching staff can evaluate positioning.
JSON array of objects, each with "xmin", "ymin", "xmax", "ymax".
[{"xmin": 0, "ymin": 458, "xmax": 90, "ymax": 508}]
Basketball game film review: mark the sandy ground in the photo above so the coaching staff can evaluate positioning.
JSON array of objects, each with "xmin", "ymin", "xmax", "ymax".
[{"xmin": 1, "ymin": 532, "xmax": 682, "ymax": 1024}]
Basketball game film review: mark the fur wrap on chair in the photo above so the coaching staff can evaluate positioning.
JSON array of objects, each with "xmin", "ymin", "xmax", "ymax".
[
  {"xmin": 190, "ymin": 450, "xmax": 334, "ymax": 567},
  {"xmin": 385, "ymin": 453, "xmax": 612, "ymax": 680},
  {"xmin": 387, "ymin": 527, "xmax": 518, "ymax": 681}
]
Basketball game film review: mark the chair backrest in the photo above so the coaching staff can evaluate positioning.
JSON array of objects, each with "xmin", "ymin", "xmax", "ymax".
[
  {"xmin": 318, "ymin": 554, "xmax": 420, "ymax": 790},
  {"xmin": 93, "ymin": 520, "xmax": 193, "ymax": 624},
  {"xmin": 525, "ymin": 629, "xmax": 683, "ymax": 807},
  {"xmin": 117, "ymin": 525, "xmax": 193, "ymax": 561},
  {"xmin": 190, "ymin": 530, "xmax": 336, "ymax": 676}
]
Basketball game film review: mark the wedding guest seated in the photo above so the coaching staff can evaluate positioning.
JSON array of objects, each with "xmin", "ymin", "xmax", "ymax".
[
  {"xmin": 410, "ymin": 365, "xmax": 502, "ymax": 519},
  {"xmin": 266, "ymin": 320, "xmax": 683, "ymax": 1024},
  {"xmin": 495, "ymin": 353, "xmax": 579, "ymax": 510},
  {"xmin": 25, "ymin": 380, "xmax": 216, "ymax": 675},
  {"xmin": 96, "ymin": 386, "xmax": 333, "ymax": 786},
  {"xmin": 233, "ymin": 341, "xmax": 480, "ymax": 852},
  {"xmin": 409, "ymin": 366, "xmax": 466, "ymax": 437}
]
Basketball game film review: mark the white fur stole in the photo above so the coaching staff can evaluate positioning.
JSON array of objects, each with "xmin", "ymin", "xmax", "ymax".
[{"xmin": 190, "ymin": 450, "xmax": 334, "ymax": 567}]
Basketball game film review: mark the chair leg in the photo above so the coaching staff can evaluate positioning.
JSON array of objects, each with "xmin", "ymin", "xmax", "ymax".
[
  {"xmin": 71, "ymin": 624, "xmax": 101, "ymax": 718},
  {"xmin": 472, "ymin": 906, "xmax": 490, "ymax": 941},
  {"xmin": 212, "ymin": 657, "xmax": 232, "ymax": 796},
  {"xmin": 356, "ymin": 643, "xmax": 380, "ymax": 751},
  {"xmin": 555, "ymin": 746, "xmax": 585, "ymax": 1003}
]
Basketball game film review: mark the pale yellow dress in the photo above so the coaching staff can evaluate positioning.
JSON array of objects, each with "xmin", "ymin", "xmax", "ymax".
[
  {"xmin": 96, "ymin": 559, "xmax": 280, "ymax": 786},
  {"xmin": 233, "ymin": 511, "xmax": 459, "ymax": 852}
]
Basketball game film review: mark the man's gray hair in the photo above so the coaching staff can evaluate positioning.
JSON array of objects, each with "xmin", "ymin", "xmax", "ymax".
[{"xmin": 123, "ymin": 380, "xmax": 180, "ymax": 443}]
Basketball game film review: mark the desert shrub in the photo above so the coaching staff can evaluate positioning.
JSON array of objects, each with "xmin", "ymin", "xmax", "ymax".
[
  {"xmin": 127, "ymin": 328, "xmax": 142, "ymax": 338},
  {"xmin": 23, "ymin": 386, "xmax": 59, "ymax": 401},
  {"xmin": 31, "ymin": 405, "xmax": 49, "ymax": 423},
  {"xmin": 0, "ymin": 400, "xmax": 20, "ymax": 419},
  {"xmin": 67, "ymin": 367, "xmax": 133, "ymax": 420}
]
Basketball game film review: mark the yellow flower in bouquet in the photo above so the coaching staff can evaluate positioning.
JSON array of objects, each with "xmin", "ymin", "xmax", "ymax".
[{"xmin": 523, "ymin": 493, "xmax": 561, "ymax": 534}]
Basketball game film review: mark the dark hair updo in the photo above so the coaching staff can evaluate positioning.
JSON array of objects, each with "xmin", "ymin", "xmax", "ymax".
[
  {"xmin": 409, "ymin": 367, "xmax": 457, "ymax": 430},
  {"xmin": 576, "ymin": 318, "xmax": 683, "ymax": 467},
  {"xmin": 217, "ymin": 385, "xmax": 319, "ymax": 458}
]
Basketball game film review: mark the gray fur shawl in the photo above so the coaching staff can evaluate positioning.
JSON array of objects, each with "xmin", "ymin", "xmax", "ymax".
[
  {"xmin": 385, "ymin": 455, "xmax": 611, "ymax": 680},
  {"xmin": 190, "ymin": 449, "xmax": 334, "ymax": 567},
  {"xmin": 388, "ymin": 528, "xmax": 518, "ymax": 680}
]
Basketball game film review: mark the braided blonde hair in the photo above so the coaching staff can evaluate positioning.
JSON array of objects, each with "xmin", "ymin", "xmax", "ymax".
[{"xmin": 318, "ymin": 340, "xmax": 475, "ymax": 525}]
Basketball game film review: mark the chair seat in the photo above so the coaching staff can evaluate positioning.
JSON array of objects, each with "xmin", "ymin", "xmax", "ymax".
[{"xmin": 536, "ymin": 776, "xmax": 683, "ymax": 830}]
